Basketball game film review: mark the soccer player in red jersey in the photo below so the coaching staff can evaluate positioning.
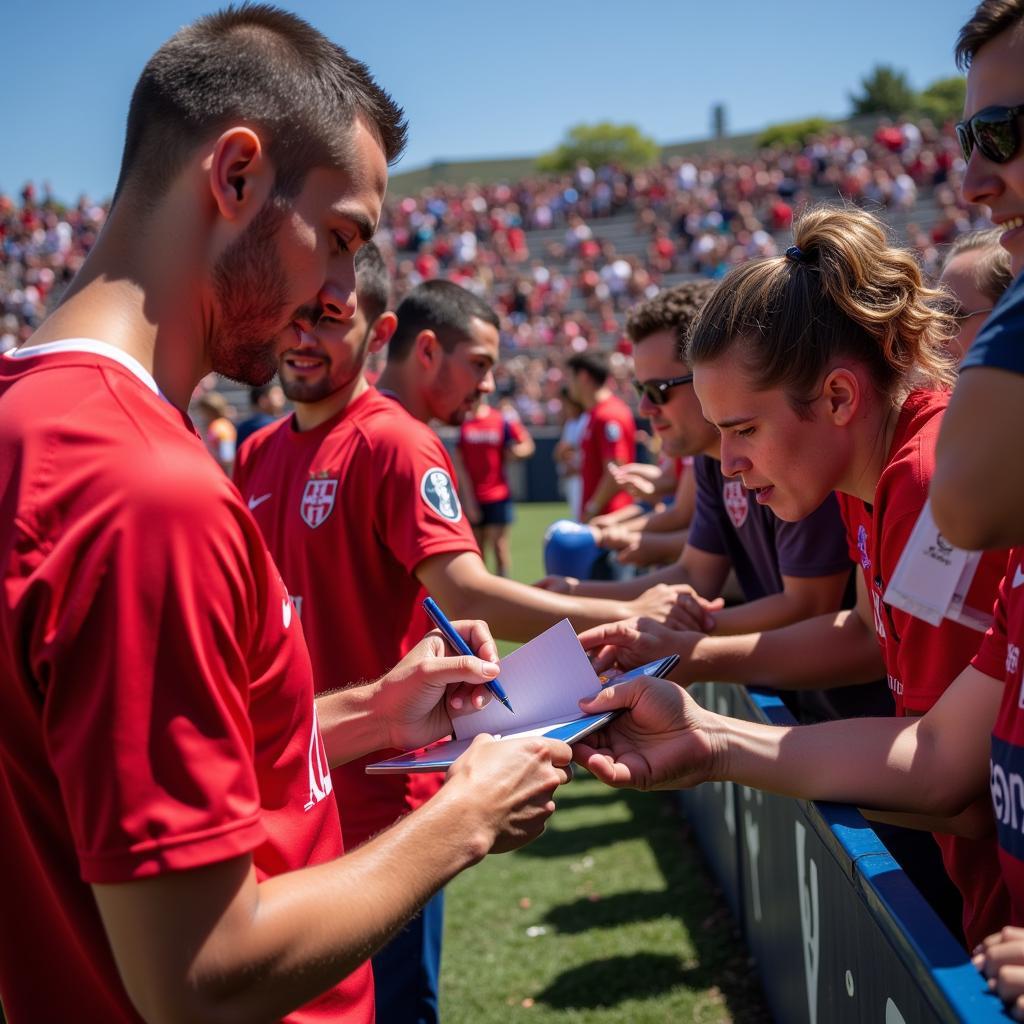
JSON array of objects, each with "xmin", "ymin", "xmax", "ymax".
[
  {"xmin": 0, "ymin": 10, "xmax": 573, "ymax": 1023},
  {"xmin": 366, "ymin": 280, "xmax": 724, "ymax": 641},
  {"xmin": 573, "ymin": 204, "xmax": 1012, "ymax": 950},
  {"xmin": 456, "ymin": 394, "xmax": 535, "ymax": 577},
  {"xmin": 565, "ymin": 350, "xmax": 637, "ymax": 521}
]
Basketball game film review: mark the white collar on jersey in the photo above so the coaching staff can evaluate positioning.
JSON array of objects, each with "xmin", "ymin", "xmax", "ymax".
[{"xmin": 5, "ymin": 337, "xmax": 161, "ymax": 397}]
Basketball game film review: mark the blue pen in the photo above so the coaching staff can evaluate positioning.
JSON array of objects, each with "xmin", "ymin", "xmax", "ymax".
[{"xmin": 422, "ymin": 597, "xmax": 515, "ymax": 714}]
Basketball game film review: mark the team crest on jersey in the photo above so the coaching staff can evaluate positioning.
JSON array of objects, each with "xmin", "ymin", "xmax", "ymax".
[
  {"xmin": 604, "ymin": 420, "xmax": 622, "ymax": 443},
  {"xmin": 420, "ymin": 467, "xmax": 462, "ymax": 523},
  {"xmin": 723, "ymin": 480, "xmax": 748, "ymax": 529},
  {"xmin": 300, "ymin": 477, "xmax": 338, "ymax": 528},
  {"xmin": 857, "ymin": 525, "xmax": 871, "ymax": 571}
]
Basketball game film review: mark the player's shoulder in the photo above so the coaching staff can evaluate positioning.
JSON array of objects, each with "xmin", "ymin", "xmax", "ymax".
[
  {"xmin": 359, "ymin": 392, "xmax": 447, "ymax": 457},
  {"xmin": 235, "ymin": 413, "xmax": 292, "ymax": 474}
]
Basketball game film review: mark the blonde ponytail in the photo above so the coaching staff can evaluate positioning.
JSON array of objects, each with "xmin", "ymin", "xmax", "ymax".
[{"xmin": 686, "ymin": 205, "xmax": 957, "ymax": 413}]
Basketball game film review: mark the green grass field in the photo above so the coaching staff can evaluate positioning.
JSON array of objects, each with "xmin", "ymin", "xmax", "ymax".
[{"xmin": 439, "ymin": 504, "xmax": 767, "ymax": 1023}]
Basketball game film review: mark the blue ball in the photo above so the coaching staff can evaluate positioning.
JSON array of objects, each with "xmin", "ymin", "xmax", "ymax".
[{"xmin": 543, "ymin": 519, "xmax": 602, "ymax": 578}]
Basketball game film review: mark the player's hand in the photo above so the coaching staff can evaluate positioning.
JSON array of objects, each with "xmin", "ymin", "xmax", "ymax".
[
  {"xmin": 578, "ymin": 616, "xmax": 702, "ymax": 679},
  {"xmin": 627, "ymin": 583, "xmax": 724, "ymax": 631},
  {"xmin": 974, "ymin": 927, "xmax": 1024, "ymax": 1018},
  {"xmin": 610, "ymin": 462, "xmax": 661, "ymax": 500},
  {"xmin": 534, "ymin": 574, "xmax": 578, "ymax": 595},
  {"xmin": 377, "ymin": 620, "xmax": 501, "ymax": 750},
  {"xmin": 446, "ymin": 733, "xmax": 573, "ymax": 853},
  {"xmin": 593, "ymin": 523, "xmax": 634, "ymax": 551},
  {"xmin": 572, "ymin": 676, "xmax": 719, "ymax": 791}
]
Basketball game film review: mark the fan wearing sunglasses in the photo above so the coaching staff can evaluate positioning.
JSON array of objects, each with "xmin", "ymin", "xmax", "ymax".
[{"xmin": 933, "ymin": 0, "xmax": 1024, "ymax": 555}]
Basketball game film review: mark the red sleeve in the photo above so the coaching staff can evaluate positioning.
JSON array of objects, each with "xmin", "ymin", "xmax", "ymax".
[
  {"xmin": 972, "ymin": 554, "xmax": 1014, "ymax": 681},
  {"xmin": 37, "ymin": 466, "xmax": 266, "ymax": 883},
  {"xmin": 507, "ymin": 417, "xmax": 529, "ymax": 445},
  {"xmin": 835, "ymin": 492, "xmax": 863, "ymax": 566},
  {"xmin": 594, "ymin": 407, "xmax": 635, "ymax": 466},
  {"xmin": 374, "ymin": 425, "xmax": 480, "ymax": 573}
]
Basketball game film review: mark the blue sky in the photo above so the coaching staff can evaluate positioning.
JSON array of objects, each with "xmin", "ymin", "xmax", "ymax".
[{"xmin": 5, "ymin": 0, "xmax": 975, "ymax": 203}]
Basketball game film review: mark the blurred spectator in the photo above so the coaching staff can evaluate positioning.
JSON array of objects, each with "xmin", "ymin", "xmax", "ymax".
[
  {"xmin": 194, "ymin": 391, "xmax": 237, "ymax": 475},
  {"xmin": 236, "ymin": 382, "xmax": 286, "ymax": 447},
  {"xmin": 938, "ymin": 228, "xmax": 1014, "ymax": 362}
]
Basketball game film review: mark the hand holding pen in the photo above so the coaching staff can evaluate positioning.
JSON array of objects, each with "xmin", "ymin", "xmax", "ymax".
[{"xmin": 423, "ymin": 597, "xmax": 515, "ymax": 714}]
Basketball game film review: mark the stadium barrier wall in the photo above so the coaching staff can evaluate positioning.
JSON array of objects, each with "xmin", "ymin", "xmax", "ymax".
[{"xmin": 681, "ymin": 682, "xmax": 1007, "ymax": 1023}]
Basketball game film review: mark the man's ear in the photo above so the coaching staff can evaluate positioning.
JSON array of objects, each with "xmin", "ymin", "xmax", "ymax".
[
  {"xmin": 414, "ymin": 329, "xmax": 440, "ymax": 368},
  {"xmin": 206, "ymin": 127, "xmax": 272, "ymax": 221},
  {"xmin": 367, "ymin": 312, "xmax": 398, "ymax": 353},
  {"xmin": 821, "ymin": 366, "xmax": 860, "ymax": 426}
]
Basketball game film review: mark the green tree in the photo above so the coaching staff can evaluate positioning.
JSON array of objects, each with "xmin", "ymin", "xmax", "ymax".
[
  {"xmin": 757, "ymin": 116, "xmax": 834, "ymax": 149},
  {"xmin": 914, "ymin": 76, "xmax": 967, "ymax": 125},
  {"xmin": 537, "ymin": 122, "xmax": 660, "ymax": 173},
  {"xmin": 849, "ymin": 65, "xmax": 916, "ymax": 116}
]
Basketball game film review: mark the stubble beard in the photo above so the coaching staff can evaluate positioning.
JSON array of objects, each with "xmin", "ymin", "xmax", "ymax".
[{"xmin": 211, "ymin": 198, "xmax": 292, "ymax": 386}]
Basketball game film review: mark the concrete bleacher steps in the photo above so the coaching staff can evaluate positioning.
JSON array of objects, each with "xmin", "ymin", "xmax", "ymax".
[{"xmin": 211, "ymin": 184, "xmax": 948, "ymax": 403}]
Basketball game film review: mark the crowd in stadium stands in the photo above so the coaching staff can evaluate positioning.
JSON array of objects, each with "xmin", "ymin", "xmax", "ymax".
[{"xmin": 1, "ymin": 118, "xmax": 993, "ymax": 428}]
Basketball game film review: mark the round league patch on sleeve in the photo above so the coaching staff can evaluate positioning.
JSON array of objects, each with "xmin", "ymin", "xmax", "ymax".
[
  {"xmin": 604, "ymin": 420, "xmax": 622, "ymax": 443},
  {"xmin": 420, "ymin": 466, "xmax": 463, "ymax": 523}
]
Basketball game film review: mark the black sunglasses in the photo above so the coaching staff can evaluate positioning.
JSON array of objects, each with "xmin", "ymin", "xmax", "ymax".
[
  {"xmin": 632, "ymin": 373, "xmax": 694, "ymax": 406},
  {"xmin": 955, "ymin": 104, "xmax": 1024, "ymax": 164}
]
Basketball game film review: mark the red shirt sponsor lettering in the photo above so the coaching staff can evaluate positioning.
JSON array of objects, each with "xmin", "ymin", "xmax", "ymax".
[{"xmin": 458, "ymin": 404, "xmax": 528, "ymax": 504}]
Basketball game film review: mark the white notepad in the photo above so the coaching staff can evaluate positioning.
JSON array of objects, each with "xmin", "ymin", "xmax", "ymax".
[{"xmin": 366, "ymin": 619, "xmax": 678, "ymax": 774}]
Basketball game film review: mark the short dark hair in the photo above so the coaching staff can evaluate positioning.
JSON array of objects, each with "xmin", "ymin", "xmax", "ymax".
[
  {"xmin": 566, "ymin": 350, "xmax": 610, "ymax": 386},
  {"xmin": 388, "ymin": 280, "xmax": 499, "ymax": 362},
  {"xmin": 114, "ymin": 4, "xmax": 407, "ymax": 208},
  {"xmin": 955, "ymin": 0, "xmax": 1024, "ymax": 69},
  {"xmin": 355, "ymin": 242, "xmax": 391, "ymax": 323},
  {"xmin": 625, "ymin": 279, "xmax": 718, "ymax": 356}
]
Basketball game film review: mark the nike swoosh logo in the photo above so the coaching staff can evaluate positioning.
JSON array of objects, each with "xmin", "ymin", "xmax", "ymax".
[
  {"xmin": 1014, "ymin": 564, "xmax": 1024, "ymax": 589},
  {"xmin": 248, "ymin": 493, "xmax": 272, "ymax": 510}
]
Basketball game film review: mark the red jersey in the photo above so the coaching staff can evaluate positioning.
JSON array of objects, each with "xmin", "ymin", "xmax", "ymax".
[
  {"xmin": 973, "ymin": 548, "xmax": 1024, "ymax": 927},
  {"xmin": 580, "ymin": 393, "xmax": 636, "ymax": 515},
  {"xmin": 0, "ymin": 341, "xmax": 371, "ymax": 1023},
  {"xmin": 234, "ymin": 387, "xmax": 479, "ymax": 849},
  {"xmin": 837, "ymin": 388, "xmax": 1009, "ymax": 947},
  {"xmin": 458, "ymin": 404, "xmax": 529, "ymax": 504}
]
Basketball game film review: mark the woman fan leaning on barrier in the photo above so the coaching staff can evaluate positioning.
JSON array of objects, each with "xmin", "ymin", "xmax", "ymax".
[{"xmin": 575, "ymin": 204, "xmax": 1011, "ymax": 951}]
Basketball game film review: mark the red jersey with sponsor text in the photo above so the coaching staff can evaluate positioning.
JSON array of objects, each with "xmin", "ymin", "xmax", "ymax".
[
  {"xmin": 0, "ymin": 343, "xmax": 371, "ymax": 1023},
  {"xmin": 972, "ymin": 548, "xmax": 1024, "ymax": 926},
  {"xmin": 579, "ymin": 393, "xmax": 636, "ymax": 515},
  {"xmin": 458, "ymin": 404, "xmax": 529, "ymax": 504},
  {"xmin": 235, "ymin": 386, "xmax": 479, "ymax": 849},
  {"xmin": 837, "ymin": 388, "xmax": 1009, "ymax": 947}
]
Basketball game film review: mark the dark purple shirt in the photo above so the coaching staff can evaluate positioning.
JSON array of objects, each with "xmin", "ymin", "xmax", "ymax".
[{"xmin": 687, "ymin": 455, "xmax": 852, "ymax": 599}]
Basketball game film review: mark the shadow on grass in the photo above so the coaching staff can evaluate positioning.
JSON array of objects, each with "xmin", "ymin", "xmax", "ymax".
[
  {"xmin": 516, "ymin": 818, "xmax": 640, "ymax": 858},
  {"xmin": 544, "ymin": 889, "xmax": 682, "ymax": 933},
  {"xmin": 537, "ymin": 783, "xmax": 769, "ymax": 1023},
  {"xmin": 551, "ymin": 786, "xmax": 628, "ymax": 810},
  {"xmin": 534, "ymin": 952, "xmax": 692, "ymax": 1009}
]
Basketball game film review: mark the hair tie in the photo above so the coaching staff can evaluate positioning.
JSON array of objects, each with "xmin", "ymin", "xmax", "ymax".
[{"xmin": 785, "ymin": 245, "xmax": 806, "ymax": 265}]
